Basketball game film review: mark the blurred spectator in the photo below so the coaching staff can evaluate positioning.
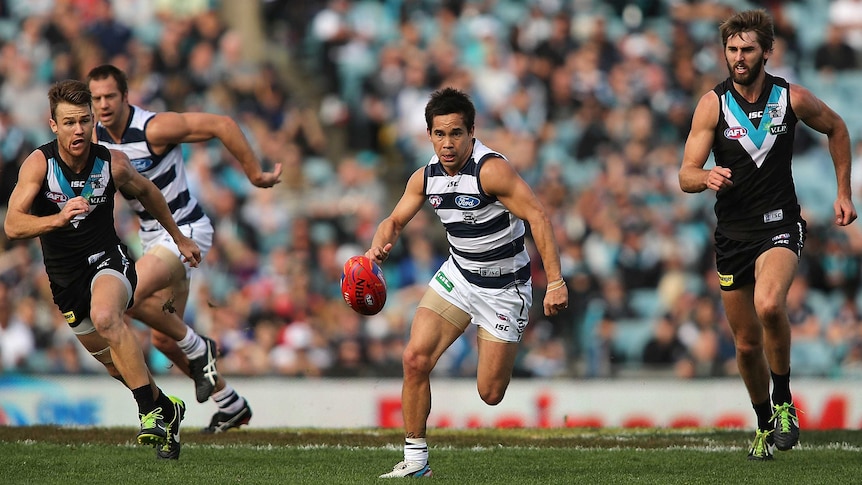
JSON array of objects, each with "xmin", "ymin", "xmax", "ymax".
[
  {"xmin": 0, "ymin": 282, "xmax": 35, "ymax": 371},
  {"xmin": 85, "ymin": 0, "xmax": 132, "ymax": 60},
  {"xmin": 642, "ymin": 313, "xmax": 689, "ymax": 373},
  {"xmin": 309, "ymin": 0, "xmax": 352, "ymax": 96},
  {"xmin": 815, "ymin": 24, "xmax": 860, "ymax": 73},
  {"xmin": 829, "ymin": 0, "xmax": 862, "ymax": 52},
  {"xmin": 787, "ymin": 275, "xmax": 823, "ymax": 341}
]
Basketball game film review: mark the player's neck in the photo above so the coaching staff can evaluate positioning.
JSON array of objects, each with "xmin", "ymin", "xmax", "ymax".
[
  {"xmin": 732, "ymin": 73, "xmax": 767, "ymax": 104},
  {"xmin": 59, "ymin": 149, "xmax": 89, "ymax": 173}
]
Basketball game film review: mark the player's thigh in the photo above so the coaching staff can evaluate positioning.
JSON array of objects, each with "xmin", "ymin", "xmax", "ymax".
[
  {"xmin": 475, "ymin": 337, "xmax": 519, "ymax": 402},
  {"xmin": 90, "ymin": 270, "xmax": 134, "ymax": 326},
  {"xmin": 753, "ymin": 246, "xmax": 799, "ymax": 309},
  {"xmin": 476, "ymin": 337, "xmax": 519, "ymax": 384},
  {"xmin": 407, "ymin": 306, "xmax": 466, "ymax": 368},
  {"xmin": 134, "ymin": 250, "xmax": 184, "ymax": 300}
]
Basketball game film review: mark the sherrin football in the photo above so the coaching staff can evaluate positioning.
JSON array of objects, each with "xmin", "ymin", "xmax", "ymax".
[{"xmin": 341, "ymin": 255, "xmax": 387, "ymax": 315}]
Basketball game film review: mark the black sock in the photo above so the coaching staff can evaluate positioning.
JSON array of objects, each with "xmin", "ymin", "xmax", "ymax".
[
  {"xmin": 753, "ymin": 399, "xmax": 773, "ymax": 431},
  {"xmin": 771, "ymin": 369, "xmax": 792, "ymax": 406},
  {"xmin": 131, "ymin": 385, "xmax": 156, "ymax": 415}
]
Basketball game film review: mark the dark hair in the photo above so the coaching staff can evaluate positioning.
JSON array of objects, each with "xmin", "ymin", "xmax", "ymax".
[
  {"xmin": 86, "ymin": 64, "xmax": 129, "ymax": 95},
  {"xmin": 719, "ymin": 9, "xmax": 774, "ymax": 53},
  {"xmin": 47, "ymin": 80, "xmax": 91, "ymax": 120},
  {"xmin": 424, "ymin": 87, "xmax": 475, "ymax": 132}
]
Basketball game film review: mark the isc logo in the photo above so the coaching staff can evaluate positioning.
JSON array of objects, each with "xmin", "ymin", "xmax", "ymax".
[{"xmin": 724, "ymin": 127, "xmax": 748, "ymax": 139}]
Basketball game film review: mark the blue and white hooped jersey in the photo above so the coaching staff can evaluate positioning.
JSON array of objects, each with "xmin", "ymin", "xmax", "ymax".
[
  {"xmin": 424, "ymin": 139, "xmax": 531, "ymax": 289},
  {"xmin": 96, "ymin": 105, "xmax": 205, "ymax": 231},
  {"xmin": 711, "ymin": 74, "xmax": 801, "ymax": 239}
]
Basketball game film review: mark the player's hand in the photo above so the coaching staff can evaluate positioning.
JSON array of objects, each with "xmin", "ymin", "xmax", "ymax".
[
  {"xmin": 835, "ymin": 197, "xmax": 858, "ymax": 226},
  {"xmin": 61, "ymin": 196, "xmax": 90, "ymax": 224},
  {"xmin": 705, "ymin": 166, "xmax": 733, "ymax": 192},
  {"xmin": 250, "ymin": 163, "xmax": 283, "ymax": 188},
  {"xmin": 176, "ymin": 236, "xmax": 202, "ymax": 268},
  {"xmin": 365, "ymin": 243, "xmax": 392, "ymax": 265},
  {"xmin": 543, "ymin": 279, "xmax": 568, "ymax": 317}
]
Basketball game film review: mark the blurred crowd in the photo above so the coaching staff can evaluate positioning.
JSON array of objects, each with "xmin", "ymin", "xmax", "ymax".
[{"xmin": 2, "ymin": 0, "xmax": 862, "ymax": 381}]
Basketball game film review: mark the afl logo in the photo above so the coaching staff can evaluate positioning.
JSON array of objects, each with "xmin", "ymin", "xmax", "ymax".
[
  {"xmin": 724, "ymin": 127, "xmax": 748, "ymax": 139},
  {"xmin": 429, "ymin": 195, "xmax": 443, "ymax": 208},
  {"xmin": 455, "ymin": 195, "xmax": 480, "ymax": 209},
  {"xmin": 45, "ymin": 191, "xmax": 67, "ymax": 203}
]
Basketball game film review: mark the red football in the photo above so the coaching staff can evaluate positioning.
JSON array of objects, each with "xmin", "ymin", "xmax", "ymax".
[{"xmin": 341, "ymin": 255, "xmax": 387, "ymax": 315}]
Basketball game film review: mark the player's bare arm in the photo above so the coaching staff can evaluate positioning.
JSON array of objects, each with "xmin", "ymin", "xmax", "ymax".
[
  {"xmin": 111, "ymin": 149, "xmax": 202, "ymax": 266},
  {"xmin": 480, "ymin": 156, "xmax": 568, "ymax": 316},
  {"xmin": 146, "ymin": 111, "xmax": 282, "ymax": 188},
  {"xmin": 679, "ymin": 91, "xmax": 733, "ymax": 193},
  {"xmin": 790, "ymin": 83, "xmax": 857, "ymax": 226},
  {"xmin": 366, "ymin": 167, "xmax": 426, "ymax": 264},
  {"xmin": 4, "ymin": 150, "xmax": 87, "ymax": 239}
]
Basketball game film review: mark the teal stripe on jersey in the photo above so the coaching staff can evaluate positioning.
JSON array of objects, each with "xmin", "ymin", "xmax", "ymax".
[
  {"xmin": 51, "ymin": 158, "xmax": 75, "ymax": 199},
  {"xmin": 725, "ymin": 92, "xmax": 767, "ymax": 148}
]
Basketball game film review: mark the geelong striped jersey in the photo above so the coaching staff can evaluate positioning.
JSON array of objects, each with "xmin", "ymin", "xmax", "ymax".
[
  {"xmin": 424, "ymin": 139, "xmax": 530, "ymax": 288},
  {"xmin": 31, "ymin": 141, "xmax": 121, "ymax": 287},
  {"xmin": 712, "ymin": 74, "xmax": 801, "ymax": 240},
  {"xmin": 95, "ymin": 105, "xmax": 205, "ymax": 231}
]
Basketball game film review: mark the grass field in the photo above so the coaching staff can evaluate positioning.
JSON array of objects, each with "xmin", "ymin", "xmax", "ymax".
[{"xmin": 1, "ymin": 426, "xmax": 859, "ymax": 484}]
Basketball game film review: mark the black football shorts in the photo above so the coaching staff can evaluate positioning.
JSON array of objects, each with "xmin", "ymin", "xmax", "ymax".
[
  {"xmin": 51, "ymin": 245, "xmax": 138, "ymax": 331},
  {"xmin": 714, "ymin": 220, "xmax": 806, "ymax": 291}
]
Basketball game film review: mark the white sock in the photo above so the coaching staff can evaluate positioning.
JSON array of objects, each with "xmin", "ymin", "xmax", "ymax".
[
  {"xmin": 178, "ymin": 327, "xmax": 206, "ymax": 360},
  {"xmin": 404, "ymin": 438, "xmax": 428, "ymax": 465},
  {"xmin": 212, "ymin": 384, "xmax": 245, "ymax": 413}
]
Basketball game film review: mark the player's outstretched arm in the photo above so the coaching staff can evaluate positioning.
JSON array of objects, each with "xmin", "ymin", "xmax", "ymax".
[
  {"xmin": 111, "ymin": 149, "xmax": 202, "ymax": 266},
  {"xmin": 146, "ymin": 111, "xmax": 282, "ymax": 188},
  {"xmin": 366, "ymin": 167, "xmax": 426, "ymax": 265}
]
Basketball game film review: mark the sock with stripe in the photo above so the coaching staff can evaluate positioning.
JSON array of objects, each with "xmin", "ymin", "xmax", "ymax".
[
  {"xmin": 404, "ymin": 437, "xmax": 428, "ymax": 465},
  {"xmin": 178, "ymin": 327, "xmax": 206, "ymax": 360}
]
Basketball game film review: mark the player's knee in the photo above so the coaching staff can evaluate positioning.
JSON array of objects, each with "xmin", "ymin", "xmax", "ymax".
[
  {"xmin": 754, "ymin": 295, "xmax": 783, "ymax": 325},
  {"xmin": 89, "ymin": 309, "xmax": 121, "ymax": 336},
  {"xmin": 478, "ymin": 384, "xmax": 508, "ymax": 406},
  {"xmin": 734, "ymin": 338, "xmax": 763, "ymax": 358},
  {"xmin": 402, "ymin": 347, "xmax": 434, "ymax": 376}
]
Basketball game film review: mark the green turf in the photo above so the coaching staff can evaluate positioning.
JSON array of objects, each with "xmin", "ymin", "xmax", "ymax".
[{"xmin": 0, "ymin": 427, "xmax": 858, "ymax": 484}]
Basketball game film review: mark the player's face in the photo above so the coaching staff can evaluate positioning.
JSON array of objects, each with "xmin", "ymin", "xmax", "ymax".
[
  {"xmin": 428, "ymin": 113, "xmax": 474, "ymax": 176},
  {"xmin": 724, "ymin": 31, "xmax": 769, "ymax": 86},
  {"xmin": 88, "ymin": 76, "xmax": 127, "ymax": 129},
  {"xmin": 49, "ymin": 102, "xmax": 93, "ymax": 162}
]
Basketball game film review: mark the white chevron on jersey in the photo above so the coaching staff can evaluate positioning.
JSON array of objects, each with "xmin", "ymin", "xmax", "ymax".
[{"xmin": 720, "ymin": 84, "xmax": 788, "ymax": 168}]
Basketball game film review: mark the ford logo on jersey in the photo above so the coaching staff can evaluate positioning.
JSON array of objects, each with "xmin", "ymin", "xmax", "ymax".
[
  {"xmin": 130, "ymin": 158, "xmax": 154, "ymax": 172},
  {"xmin": 455, "ymin": 195, "xmax": 480, "ymax": 209},
  {"xmin": 724, "ymin": 127, "xmax": 748, "ymax": 139}
]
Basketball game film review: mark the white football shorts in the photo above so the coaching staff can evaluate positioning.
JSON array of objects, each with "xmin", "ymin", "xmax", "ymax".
[
  {"xmin": 427, "ymin": 257, "xmax": 533, "ymax": 343},
  {"xmin": 138, "ymin": 215, "xmax": 214, "ymax": 278}
]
